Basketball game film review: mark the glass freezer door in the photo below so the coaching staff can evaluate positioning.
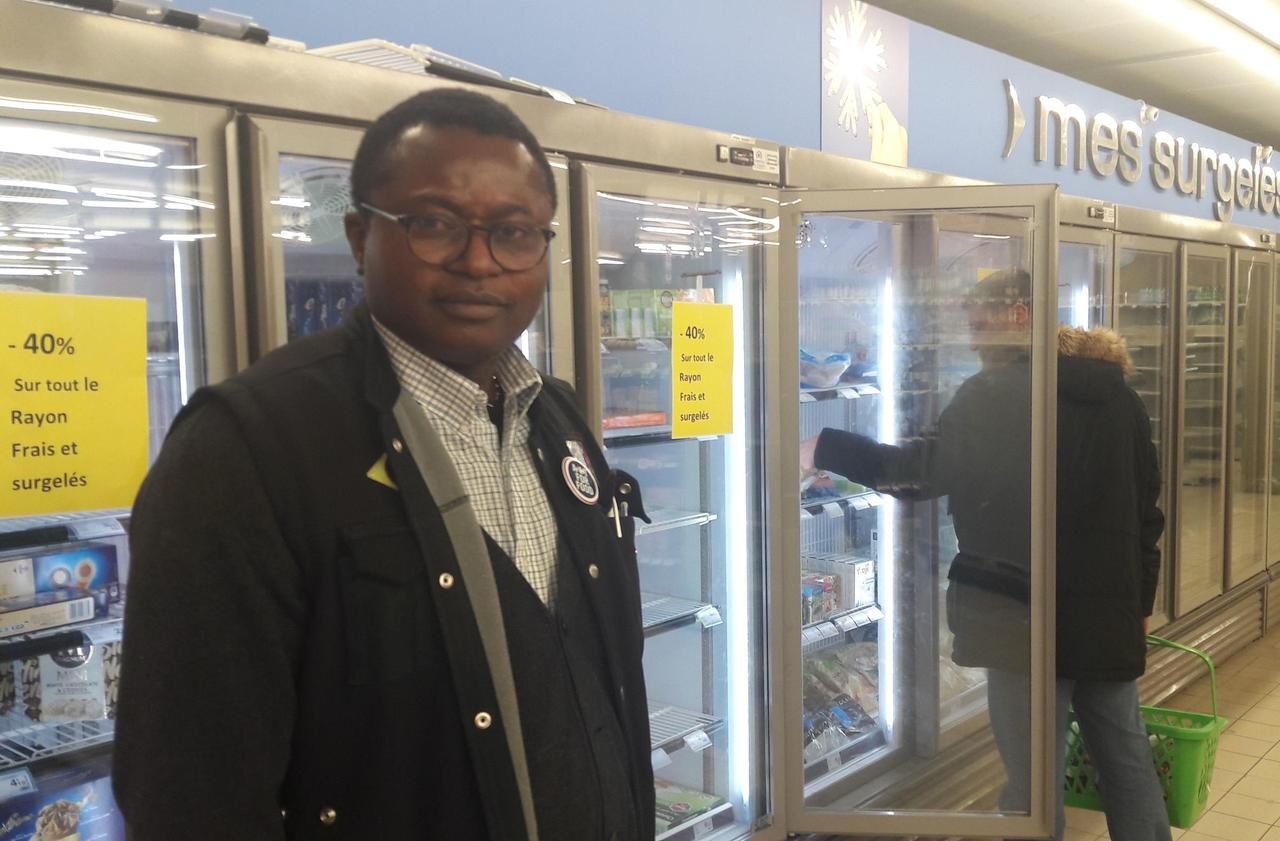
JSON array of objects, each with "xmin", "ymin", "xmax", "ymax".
[
  {"xmin": 0, "ymin": 77, "xmax": 236, "ymax": 821},
  {"xmin": 1177, "ymin": 242, "xmax": 1230, "ymax": 614},
  {"xmin": 575, "ymin": 163, "xmax": 772, "ymax": 841},
  {"xmin": 1058, "ymin": 227, "xmax": 1111, "ymax": 329},
  {"xmin": 241, "ymin": 115, "xmax": 573, "ymax": 379},
  {"xmin": 1226, "ymin": 248, "xmax": 1272, "ymax": 588},
  {"xmin": 780, "ymin": 184, "xmax": 1057, "ymax": 839},
  {"xmin": 1114, "ymin": 234, "xmax": 1177, "ymax": 626}
]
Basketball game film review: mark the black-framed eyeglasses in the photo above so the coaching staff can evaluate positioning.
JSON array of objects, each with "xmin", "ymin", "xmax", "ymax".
[{"xmin": 360, "ymin": 203, "xmax": 555, "ymax": 272}]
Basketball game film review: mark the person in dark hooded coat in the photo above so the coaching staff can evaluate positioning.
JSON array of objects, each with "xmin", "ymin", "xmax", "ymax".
[{"xmin": 801, "ymin": 268, "xmax": 1168, "ymax": 840}]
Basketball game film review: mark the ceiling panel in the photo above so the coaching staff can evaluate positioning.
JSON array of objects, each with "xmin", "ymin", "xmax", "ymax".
[{"xmin": 871, "ymin": 0, "xmax": 1280, "ymax": 146}]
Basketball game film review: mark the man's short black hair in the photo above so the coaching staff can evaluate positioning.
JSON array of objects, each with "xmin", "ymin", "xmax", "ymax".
[{"xmin": 350, "ymin": 88, "xmax": 557, "ymax": 212}]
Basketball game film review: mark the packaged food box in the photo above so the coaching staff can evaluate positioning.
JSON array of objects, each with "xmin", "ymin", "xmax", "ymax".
[
  {"xmin": 32, "ymin": 545, "xmax": 119, "ymax": 605},
  {"xmin": 0, "ymin": 752, "xmax": 124, "ymax": 840},
  {"xmin": 654, "ymin": 779, "xmax": 727, "ymax": 835},
  {"xmin": 21, "ymin": 624, "xmax": 121, "ymax": 722},
  {"xmin": 0, "ymin": 556, "xmax": 35, "ymax": 601},
  {"xmin": 0, "ymin": 593, "xmax": 95, "ymax": 641}
]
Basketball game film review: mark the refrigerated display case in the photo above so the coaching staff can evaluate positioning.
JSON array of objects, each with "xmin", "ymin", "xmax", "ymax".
[
  {"xmin": 779, "ymin": 184, "xmax": 1058, "ymax": 839},
  {"xmin": 241, "ymin": 115, "xmax": 574, "ymax": 376},
  {"xmin": 0, "ymin": 75, "xmax": 236, "ymax": 827},
  {"xmin": 1178, "ymin": 243, "xmax": 1230, "ymax": 614},
  {"xmin": 1226, "ymin": 248, "xmax": 1272, "ymax": 587},
  {"xmin": 574, "ymin": 163, "xmax": 774, "ymax": 841}
]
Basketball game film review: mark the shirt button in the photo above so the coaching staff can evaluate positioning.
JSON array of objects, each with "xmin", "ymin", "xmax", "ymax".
[
  {"xmin": 319, "ymin": 808, "xmax": 337, "ymax": 826},
  {"xmin": 439, "ymin": 572, "xmax": 455, "ymax": 589},
  {"xmin": 391, "ymin": 438, "xmax": 404, "ymax": 453},
  {"xmin": 475, "ymin": 711, "xmax": 493, "ymax": 729},
  {"xmin": 588, "ymin": 564, "xmax": 600, "ymax": 579}
]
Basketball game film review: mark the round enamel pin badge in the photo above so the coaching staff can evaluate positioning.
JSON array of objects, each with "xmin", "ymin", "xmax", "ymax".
[{"xmin": 562, "ymin": 455, "xmax": 600, "ymax": 505}]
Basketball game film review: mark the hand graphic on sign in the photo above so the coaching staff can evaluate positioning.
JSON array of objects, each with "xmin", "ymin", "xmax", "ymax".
[{"xmin": 869, "ymin": 102, "xmax": 908, "ymax": 168}]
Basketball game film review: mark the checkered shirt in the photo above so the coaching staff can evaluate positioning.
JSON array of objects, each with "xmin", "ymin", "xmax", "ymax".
[{"xmin": 374, "ymin": 319, "xmax": 560, "ymax": 605}]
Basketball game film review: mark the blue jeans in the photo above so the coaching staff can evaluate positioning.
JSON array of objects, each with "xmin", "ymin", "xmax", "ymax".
[{"xmin": 987, "ymin": 670, "xmax": 1172, "ymax": 841}]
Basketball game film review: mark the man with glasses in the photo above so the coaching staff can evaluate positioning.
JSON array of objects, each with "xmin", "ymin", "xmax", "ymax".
[{"xmin": 115, "ymin": 89, "xmax": 655, "ymax": 841}]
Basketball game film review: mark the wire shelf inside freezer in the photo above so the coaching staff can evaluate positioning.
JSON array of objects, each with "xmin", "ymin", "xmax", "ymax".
[
  {"xmin": 655, "ymin": 801, "xmax": 736, "ymax": 841},
  {"xmin": 648, "ymin": 703, "xmax": 723, "ymax": 754},
  {"xmin": 636, "ymin": 510, "xmax": 717, "ymax": 536},
  {"xmin": 641, "ymin": 594, "xmax": 713, "ymax": 634},
  {"xmin": 803, "ymin": 726, "xmax": 887, "ymax": 787},
  {"xmin": 0, "ymin": 510, "xmax": 128, "ymax": 536},
  {"xmin": 800, "ymin": 605, "xmax": 884, "ymax": 655},
  {"xmin": 800, "ymin": 491, "xmax": 882, "ymax": 517},
  {"xmin": 0, "ymin": 713, "xmax": 115, "ymax": 770}
]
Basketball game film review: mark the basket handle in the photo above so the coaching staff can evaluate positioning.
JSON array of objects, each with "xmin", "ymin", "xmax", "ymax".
[{"xmin": 1146, "ymin": 634, "xmax": 1218, "ymax": 720}]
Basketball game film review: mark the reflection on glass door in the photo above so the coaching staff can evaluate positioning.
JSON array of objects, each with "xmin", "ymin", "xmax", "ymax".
[
  {"xmin": 0, "ymin": 80, "xmax": 232, "ymax": 827},
  {"xmin": 580, "ymin": 165, "xmax": 769, "ymax": 841},
  {"xmin": 246, "ymin": 117, "xmax": 570, "ymax": 375},
  {"xmin": 0, "ymin": 114, "xmax": 216, "ymax": 465},
  {"xmin": 1227, "ymin": 249, "xmax": 1272, "ymax": 586},
  {"xmin": 1059, "ymin": 231, "xmax": 1110, "ymax": 328},
  {"xmin": 1114, "ymin": 235, "xmax": 1175, "ymax": 625},
  {"xmin": 783, "ymin": 185, "xmax": 1056, "ymax": 840},
  {"xmin": 1178, "ymin": 245, "xmax": 1230, "ymax": 614},
  {"xmin": 1271, "ymin": 265, "xmax": 1280, "ymax": 570}
]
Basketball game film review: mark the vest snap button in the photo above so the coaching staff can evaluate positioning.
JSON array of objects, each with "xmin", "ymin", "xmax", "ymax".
[
  {"xmin": 588, "ymin": 564, "xmax": 600, "ymax": 579},
  {"xmin": 475, "ymin": 711, "xmax": 493, "ymax": 729},
  {"xmin": 439, "ymin": 572, "xmax": 455, "ymax": 589},
  {"xmin": 391, "ymin": 438, "xmax": 404, "ymax": 453},
  {"xmin": 319, "ymin": 807, "xmax": 337, "ymax": 826},
  {"xmin": 619, "ymin": 482, "xmax": 632, "ymax": 495}
]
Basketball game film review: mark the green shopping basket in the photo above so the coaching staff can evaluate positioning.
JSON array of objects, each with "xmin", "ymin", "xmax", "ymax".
[{"xmin": 1063, "ymin": 635, "xmax": 1228, "ymax": 828}]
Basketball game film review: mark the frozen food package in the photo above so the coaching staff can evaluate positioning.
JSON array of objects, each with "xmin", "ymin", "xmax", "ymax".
[
  {"xmin": 807, "ymin": 650, "xmax": 879, "ymax": 718},
  {"xmin": 21, "ymin": 625, "xmax": 121, "ymax": 722},
  {"xmin": 0, "ymin": 752, "xmax": 124, "ymax": 840},
  {"xmin": 799, "ymin": 348, "xmax": 852, "ymax": 389},
  {"xmin": 828, "ymin": 693, "xmax": 876, "ymax": 736},
  {"xmin": 653, "ymin": 779, "xmax": 728, "ymax": 835}
]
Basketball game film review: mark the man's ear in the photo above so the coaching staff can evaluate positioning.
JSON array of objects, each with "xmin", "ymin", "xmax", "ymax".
[{"xmin": 345, "ymin": 209, "xmax": 368, "ymax": 276}]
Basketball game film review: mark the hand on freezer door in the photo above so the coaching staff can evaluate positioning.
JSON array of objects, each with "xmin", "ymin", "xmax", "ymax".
[{"xmin": 800, "ymin": 435, "xmax": 820, "ymax": 476}]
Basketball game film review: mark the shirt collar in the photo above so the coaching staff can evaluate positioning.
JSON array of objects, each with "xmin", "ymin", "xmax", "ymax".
[{"xmin": 372, "ymin": 316, "xmax": 542, "ymax": 434}]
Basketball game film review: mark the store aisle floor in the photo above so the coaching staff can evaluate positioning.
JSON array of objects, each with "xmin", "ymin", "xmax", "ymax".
[{"xmin": 1064, "ymin": 625, "xmax": 1280, "ymax": 841}]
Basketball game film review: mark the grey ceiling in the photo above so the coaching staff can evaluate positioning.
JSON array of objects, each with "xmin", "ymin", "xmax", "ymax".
[{"xmin": 869, "ymin": 0, "xmax": 1280, "ymax": 147}]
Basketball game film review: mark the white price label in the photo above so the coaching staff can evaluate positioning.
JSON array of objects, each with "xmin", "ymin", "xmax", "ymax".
[
  {"xmin": 799, "ymin": 508, "xmax": 814, "ymax": 520},
  {"xmin": 837, "ymin": 387, "xmax": 859, "ymax": 400},
  {"xmin": 650, "ymin": 748, "xmax": 672, "ymax": 770},
  {"xmin": 693, "ymin": 816, "xmax": 716, "ymax": 837},
  {"xmin": 850, "ymin": 496, "xmax": 871, "ymax": 510},
  {"xmin": 799, "ymin": 392, "xmax": 817, "ymax": 403},
  {"xmin": 684, "ymin": 729, "xmax": 713, "ymax": 753},
  {"xmin": 68, "ymin": 518, "xmax": 124, "ymax": 540},
  {"xmin": 826, "ymin": 754, "xmax": 841, "ymax": 775},
  {"xmin": 0, "ymin": 769, "xmax": 35, "ymax": 802},
  {"xmin": 822, "ymin": 502, "xmax": 844, "ymax": 519},
  {"xmin": 856, "ymin": 384, "xmax": 881, "ymax": 396},
  {"xmin": 866, "ymin": 494, "xmax": 883, "ymax": 507},
  {"xmin": 695, "ymin": 606, "xmax": 723, "ymax": 629}
]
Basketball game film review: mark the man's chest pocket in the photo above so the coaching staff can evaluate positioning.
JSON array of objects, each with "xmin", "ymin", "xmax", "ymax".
[{"xmin": 338, "ymin": 523, "xmax": 433, "ymax": 685}]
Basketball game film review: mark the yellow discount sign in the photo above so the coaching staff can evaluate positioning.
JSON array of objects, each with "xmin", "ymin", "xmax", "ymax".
[
  {"xmin": 1, "ymin": 292, "xmax": 148, "ymax": 518},
  {"xmin": 671, "ymin": 302, "xmax": 734, "ymax": 439}
]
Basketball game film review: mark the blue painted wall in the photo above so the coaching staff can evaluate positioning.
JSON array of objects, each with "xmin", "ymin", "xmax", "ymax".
[
  {"xmin": 906, "ymin": 23, "xmax": 1275, "ymax": 229},
  {"xmin": 233, "ymin": 0, "xmax": 824, "ymax": 149}
]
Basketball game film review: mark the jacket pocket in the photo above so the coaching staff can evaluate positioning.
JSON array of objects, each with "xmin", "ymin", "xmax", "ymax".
[{"xmin": 338, "ymin": 522, "xmax": 427, "ymax": 685}]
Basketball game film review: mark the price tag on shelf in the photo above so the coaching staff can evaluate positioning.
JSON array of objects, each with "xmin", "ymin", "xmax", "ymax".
[
  {"xmin": 801, "ymin": 627, "xmax": 822, "ymax": 646},
  {"xmin": 855, "ymin": 384, "xmax": 881, "ymax": 396},
  {"xmin": 683, "ymin": 729, "xmax": 713, "ymax": 753},
  {"xmin": 850, "ymin": 496, "xmax": 871, "ymax": 511},
  {"xmin": 800, "ymin": 508, "xmax": 814, "ymax": 520},
  {"xmin": 799, "ymin": 392, "xmax": 817, "ymax": 403},
  {"xmin": 867, "ymin": 494, "xmax": 884, "ymax": 507},
  {"xmin": 837, "ymin": 387, "xmax": 859, "ymax": 400},
  {"xmin": 671, "ymin": 303, "xmax": 734, "ymax": 439},
  {"xmin": 695, "ymin": 605, "xmax": 723, "ymax": 629},
  {"xmin": 692, "ymin": 816, "xmax": 716, "ymax": 838},
  {"xmin": 835, "ymin": 614, "xmax": 859, "ymax": 633},
  {"xmin": 826, "ymin": 754, "xmax": 842, "ymax": 776},
  {"xmin": 650, "ymin": 748, "xmax": 672, "ymax": 770},
  {"xmin": 0, "ymin": 292, "xmax": 148, "ymax": 518},
  {"xmin": 819, "ymin": 622, "xmax": 841, "ymax": 641},
  {"xmin": 822, "ymin": 502, "xmax": 843, "ymax": 518},
  {"xmin": 0, "ymin": 768, "xmax": 35, "ymax": 803},
  {"xmin": 68, "ymin": 517, "xmax": 126, "ymax": 541}
]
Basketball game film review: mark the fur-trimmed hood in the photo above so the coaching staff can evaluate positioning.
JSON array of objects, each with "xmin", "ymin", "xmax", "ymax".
[
  {"xmin": 1058, "ymin": 325, "xmax": 1134, "ymax": 374},
  {"xmin": 1058, "ymin": 325, "xmax": 1132, "ymax": 405}
]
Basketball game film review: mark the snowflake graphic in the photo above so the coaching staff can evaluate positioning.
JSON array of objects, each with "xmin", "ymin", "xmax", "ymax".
[{"xmin": 823, "ymin": 0, "xmax": 886, "ymax": 137}]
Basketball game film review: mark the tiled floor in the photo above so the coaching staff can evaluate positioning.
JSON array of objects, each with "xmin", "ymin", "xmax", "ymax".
[{"xmin": 1065, "ymin": 625, "xmax": 1280, "ymax": 841}]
